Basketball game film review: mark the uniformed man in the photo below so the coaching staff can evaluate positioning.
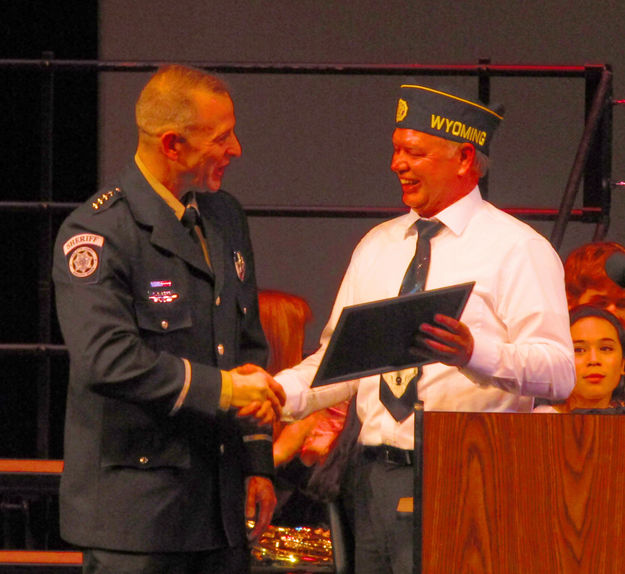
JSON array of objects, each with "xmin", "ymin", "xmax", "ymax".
[{"xmin": 53, "ymin": 65, "xmax": 284, "ymax": 574}]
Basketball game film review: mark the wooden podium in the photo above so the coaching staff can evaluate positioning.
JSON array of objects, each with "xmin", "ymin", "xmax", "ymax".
[{"xmin": 419, "ymin": 412, "xmax": 625, "ymax": 573}]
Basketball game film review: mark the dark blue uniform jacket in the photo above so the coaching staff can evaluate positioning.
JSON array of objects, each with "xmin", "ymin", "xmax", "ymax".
[{"xmin": 52, "ymin": 163, "xmax": 271, "ymax": 552}]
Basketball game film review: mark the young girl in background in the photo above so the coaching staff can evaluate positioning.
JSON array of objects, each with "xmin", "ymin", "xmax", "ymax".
[{"xmin": 534, "ymin": 305, "xmax": 625, "ymax": 413}]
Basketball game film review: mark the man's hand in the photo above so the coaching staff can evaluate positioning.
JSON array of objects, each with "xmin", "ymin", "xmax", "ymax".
[
  {"xmin": 229, "ymin": 364, "xmax": 286, "ymax": 424},
  {"xmin": 411, "ymin": 313, "xmax": 474, "ymax": 368},
  {"xmin": 245, "ymin": 475, "xmax": 276, "ymax": 542},
  {"xmin": 272, "ymin": 416, "xmax": 319, "ymax": 467}
]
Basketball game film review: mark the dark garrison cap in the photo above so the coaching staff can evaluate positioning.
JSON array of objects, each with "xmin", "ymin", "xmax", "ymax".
[{"xmin": 395, "ymin": 84, "xmax": 504, "ymax": 156}]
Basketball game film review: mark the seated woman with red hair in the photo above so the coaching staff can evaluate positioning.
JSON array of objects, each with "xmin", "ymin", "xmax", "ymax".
[{"xmin": 564, "ymin": 241, "xmax": 625, "ymax": 325}]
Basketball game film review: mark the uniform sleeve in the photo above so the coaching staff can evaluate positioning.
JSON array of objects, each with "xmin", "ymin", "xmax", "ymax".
[
  {"xmin": 53, "ymin": 215, "xmax": 223, "ymax": 419},
  {"xmin": 462, "ymin": 237, "xmax": 575, "ymax": 400},
  {"xmin": 238, "ymin": 420, "xmax": 275, "ymax": 480}
]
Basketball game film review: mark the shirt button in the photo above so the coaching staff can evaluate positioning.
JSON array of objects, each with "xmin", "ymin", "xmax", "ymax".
[
  {"xmin": 161, "ymin": 320, "xmax": 169, "ymax": 330},
  {"xmin": 215, "ymin": 296, "xmax": 221, "ymax": 306},
  {"xmin": 139, "ymin": 456, "xmax": 149, "ymax": 465},
  {"xmin": 217, "ymin": 343, "xmax": 225, "ymax": 355}
]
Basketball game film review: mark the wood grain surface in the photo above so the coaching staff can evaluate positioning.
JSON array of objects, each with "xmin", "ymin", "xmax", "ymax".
[{"xmin": 422, "ymin": 412, "xmax": 625, "ymax": 573}]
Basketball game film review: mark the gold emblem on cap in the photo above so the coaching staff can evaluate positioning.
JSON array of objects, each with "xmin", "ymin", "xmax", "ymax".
[{"xmin": 396, "ymin": 98, "xmax": 408, "ymax": 123}]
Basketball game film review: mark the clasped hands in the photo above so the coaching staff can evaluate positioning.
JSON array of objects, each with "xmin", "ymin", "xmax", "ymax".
[{"xmin": 228, "ymin": 363, "xmax": 285, "ymax": 425}]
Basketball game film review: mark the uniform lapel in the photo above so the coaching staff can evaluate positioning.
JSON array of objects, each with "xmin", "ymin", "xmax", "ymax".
[
  {"xmin": 196, "ymin": 192, "xmax": 226, "ymax": 299},
  {"xmin": 120, "ymin": 165, "xmax": 214, "ymax": 278},
  {"xmin": 200, "ymin": 216, "xmax": 225, "ymax": 297},
  {"xmin": 151, "ymin": 220, "xmax": 213, "ymax": 277}
]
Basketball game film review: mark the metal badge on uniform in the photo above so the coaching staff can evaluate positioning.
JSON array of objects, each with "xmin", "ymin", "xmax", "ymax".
[
  {"xmin": 148, "ymin": 280, "xmax": 180, "ymax": 303},
  {"xmin": 63, "ymin": 234, "xmax": 105, "ymax": 283},
  {"xmin": 233, "ymin": 251, "xmax": 246, "ymax": 282}
]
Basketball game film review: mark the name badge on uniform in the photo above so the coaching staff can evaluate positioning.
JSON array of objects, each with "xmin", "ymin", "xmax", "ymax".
[
  {"xmin": 233, "ymin": 251, "xmax": 246, "ymax": 282},
  {"xmin": 148, "ymin": 280, "xmax": 180, "ymax": 303}
]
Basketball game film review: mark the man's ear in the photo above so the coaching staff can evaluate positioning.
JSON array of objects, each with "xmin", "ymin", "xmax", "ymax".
[
  {"xmin": 457, "ymin": 143, "xmax": 476, "ymax": 175},
  {"xmin": 160, "ymin": 131, "xmax": 182, "ymax": 160}
]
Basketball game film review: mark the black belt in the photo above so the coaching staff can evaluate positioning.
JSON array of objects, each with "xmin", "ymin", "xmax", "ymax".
[{"xmin": 362, "ymin": 445, "xmax": 414, "ymax": 466}]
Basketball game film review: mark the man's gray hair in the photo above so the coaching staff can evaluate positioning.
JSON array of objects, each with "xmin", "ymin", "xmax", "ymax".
[
  {"xmin": 136, "ymin": 65, "xmax": 230, "ymax": 137},
  {"xmin": 474, "ymin": 150, "xmax": 490, "ymax": 178}
]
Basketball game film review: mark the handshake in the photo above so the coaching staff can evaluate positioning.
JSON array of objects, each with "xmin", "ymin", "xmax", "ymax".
[{"xmin": 228, "ymin": 363, "xmax": 286, "ymax": 425}]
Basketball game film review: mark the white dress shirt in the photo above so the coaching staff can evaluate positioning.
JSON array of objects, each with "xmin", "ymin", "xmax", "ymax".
[{"xmin": 276, "ymin": 187, "xmax": 575, "ymax": 449}]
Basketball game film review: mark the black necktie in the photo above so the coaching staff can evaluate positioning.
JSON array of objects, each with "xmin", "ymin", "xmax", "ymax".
[
  {"xmin": 181, "ymin": 204, "xmax": 201, "ymax": 238},
  {"xmin": 399, "ymin": 218, "xmax": 444, "ymax": 295},
  {"xmin": 180, "ymin": 195, "xmax": 212, "ymax": 269},
  {"xmin": 380, "ymin": 218, "xmax": 443, "ymax": 422}
]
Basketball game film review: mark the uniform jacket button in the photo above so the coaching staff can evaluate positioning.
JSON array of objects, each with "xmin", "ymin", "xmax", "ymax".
[
  {"xmin": 161, "ymin": 320, "xmax": 169, "ymax": 330},
  {"xmin": 219, "ymin": 444, "xmax": 225, "ymax": 454},
  {"xmin": 217, "ymin": 343, "xmax": 225, "ymax": 356},
  {"xmin": 139, "ymin": 456, "xmax": 149, "ymax": 465},
  {"xmin": 215, "ymin": 296, "xmax": 221, "ymax": 306}
]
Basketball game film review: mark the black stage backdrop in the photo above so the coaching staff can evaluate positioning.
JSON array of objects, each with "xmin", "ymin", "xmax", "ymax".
[{"xmin": 0, "ymin": 1, "xmax": 98, "ymax": 458}]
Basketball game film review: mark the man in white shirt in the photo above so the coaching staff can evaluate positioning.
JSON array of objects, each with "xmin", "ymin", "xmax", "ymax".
[{"xmin": 275, "ymin": 83, "xmax": 575, "ymax": 573}]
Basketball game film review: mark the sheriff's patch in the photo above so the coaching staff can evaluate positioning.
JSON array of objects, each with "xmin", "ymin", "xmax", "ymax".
[
  {"xmin": 63, "ymin": 233, "xmax": 104, "ymax": 282},
  {"xmin": 63, "ymin": 233, "xmax": 104, "ymax": 255},
  {"xmin": 69, "ymin": 246, "xmax": 99, "ymax": 278}
]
